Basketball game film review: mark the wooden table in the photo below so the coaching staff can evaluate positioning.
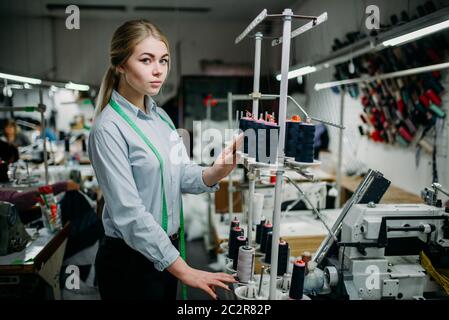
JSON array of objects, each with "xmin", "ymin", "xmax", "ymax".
[
  {"xmin": 339, "ymin": 174, "xmax": 422, "ymax": 205},
  {"xmin": 0, "ymin": 224, "xmax": 70, "ymax": 299}
]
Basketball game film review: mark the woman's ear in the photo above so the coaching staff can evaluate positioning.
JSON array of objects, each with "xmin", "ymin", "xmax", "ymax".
[{"xmin": 116, "ymin": 65, "xmax": 125, "ymax": 74}]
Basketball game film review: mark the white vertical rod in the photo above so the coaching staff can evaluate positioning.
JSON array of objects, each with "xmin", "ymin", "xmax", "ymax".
[
  {"xmin": 206, "ymin": 100, "xmax": 213, "ymax": 250},
  {"xmin": 39, "ymin": 88, "xmax": 49, "ymax": 185},
  {"xmin": 227, "ymin": 92, "xmax": 234, "ymax": 217},
  {"xmin": 252, "ymin": 32, "xmax": 263, "ymax": 117},
  {"xmin": 269, "ymin": 170, "xmax": 284, "ymax": 299},
  {"xmin": 247, "ymin": 171, "xmax": 256, "ymax": 247},
  {"xmin": 336, "ymin": 87, "xmax": 345, "ymax": 208},
  {"xmin": 277, "ymin": 9, "xmax": 293, "ymax": 162}
]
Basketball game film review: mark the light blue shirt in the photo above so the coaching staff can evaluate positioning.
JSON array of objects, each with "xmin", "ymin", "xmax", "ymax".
[{"xmin": 88, "ymin": 90, "xmax": 219, "ymax": 271}]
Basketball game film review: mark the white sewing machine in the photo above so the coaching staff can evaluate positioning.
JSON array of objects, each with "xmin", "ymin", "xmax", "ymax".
[{"xmin": 322, "ymin": 202, "xmax": 449, "ymax": 300}]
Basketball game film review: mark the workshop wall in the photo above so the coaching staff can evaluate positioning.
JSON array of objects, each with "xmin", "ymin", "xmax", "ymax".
[
  {"xmin": 0, "ymin": 13, "xmax": 274, "ymax": 105},
  {"xmin": 0, "ymin": 17, "xmax": 54, "ymax": 80},
  {"xmin": 286, "ymin": 0, "xmax": 449, "ymax": 196}
]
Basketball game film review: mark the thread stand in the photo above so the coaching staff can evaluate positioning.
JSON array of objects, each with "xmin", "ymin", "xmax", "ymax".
[{"xmin": 233, "ymin": 7, "xmax": 334, "ymax": 300}]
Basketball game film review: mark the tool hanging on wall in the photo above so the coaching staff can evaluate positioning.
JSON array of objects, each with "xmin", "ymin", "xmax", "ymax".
[{"xmin": 344, "ymin": 28, "xmax": 447, "ymax": 153}]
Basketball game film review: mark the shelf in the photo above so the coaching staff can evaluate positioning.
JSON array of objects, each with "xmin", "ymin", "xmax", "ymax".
[
  {"xmin": 239, "ymin": 152, "xmax": 321, "ymax": 179},
  {"xmin": 284, "ymin": 6, "xmax": 449, "ymax": 79}
]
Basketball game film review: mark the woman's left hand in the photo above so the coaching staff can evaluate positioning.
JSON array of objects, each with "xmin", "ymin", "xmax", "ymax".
[{"xmin": 202, "ymin": 133, "xmax": 243, "ymax": 186}]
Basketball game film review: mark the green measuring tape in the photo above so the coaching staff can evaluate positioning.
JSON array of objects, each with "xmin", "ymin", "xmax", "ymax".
[{"xmin": 109, "ymin": 99, "xmax": 187, "ymax": 300}]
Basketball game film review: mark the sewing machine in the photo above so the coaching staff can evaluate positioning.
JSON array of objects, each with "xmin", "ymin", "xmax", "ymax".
[
  {"xmin": 325, "ymin": 202, "xmax": 448, "ymax": 300},
  {"xmin": 312, "ymin": 172, "xmax": 449, "ymax": 300}
]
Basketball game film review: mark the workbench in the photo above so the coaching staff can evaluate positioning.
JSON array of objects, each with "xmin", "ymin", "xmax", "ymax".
[{"xmin": 0, "ymin": 224, "xmax": 69, "ymax": 299}]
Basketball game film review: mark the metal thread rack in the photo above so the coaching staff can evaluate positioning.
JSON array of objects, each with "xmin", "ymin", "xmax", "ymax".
[
  {"xmin": 233, "ymin": 8, "xmax": 336, "ymax": 300},
  {"xmin": 0, "ymin": 89, "xmax": 49, "ymax": 184}
]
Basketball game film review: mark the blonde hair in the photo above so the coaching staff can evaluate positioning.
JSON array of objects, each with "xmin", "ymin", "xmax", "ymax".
[
  {"xmin": 95, "ymin": 20, "xmax": 170, "ymax": 114},
  {"xmin": 3, "ymin": 119, "xmax": 19, "ymax": 136}
]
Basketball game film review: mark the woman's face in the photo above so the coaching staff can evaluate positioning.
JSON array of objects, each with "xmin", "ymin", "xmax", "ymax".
[
  {"xmin": 118, "ymin": 36, "xmax": 169, "ymax": 96},
  {"xmin": 4, "ymin": 125, "xmax": 15, "ymax": 137}
]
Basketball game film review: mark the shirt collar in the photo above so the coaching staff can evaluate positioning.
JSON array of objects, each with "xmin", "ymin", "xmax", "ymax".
[{"xmin": 111, "ymin": 89, "xmax": 157, "ymax": 120}]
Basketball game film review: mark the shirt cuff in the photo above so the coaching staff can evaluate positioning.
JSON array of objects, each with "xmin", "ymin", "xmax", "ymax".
[
  {"xmin": 199, "ymin": 167, "xmax": 220, "ymax": 193},
  {"xmin": 154, "ymin": 245, "xmax": 180, "ymax": 271}
]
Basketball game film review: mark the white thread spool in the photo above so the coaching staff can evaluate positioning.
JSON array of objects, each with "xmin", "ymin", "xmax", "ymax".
[
  {"xmin": 280, "ymin": 273, "xmax": 292, "ymax": 292},
  {"xmin": 252, "ymin": 193, "xmax": 264, "ymax": 225},
  {"xmin": 237, "ymin": 246, "xmax": 255, "ymax": 283}
]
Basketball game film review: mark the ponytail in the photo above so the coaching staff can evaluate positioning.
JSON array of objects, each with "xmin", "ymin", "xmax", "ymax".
[{"xmin": 94, "ymin": 66, "xmax": 119, "ymax": 118}]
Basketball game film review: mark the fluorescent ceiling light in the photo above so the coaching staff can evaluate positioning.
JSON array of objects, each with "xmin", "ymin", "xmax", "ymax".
[
  {"xmin": 0, "ymin": 72, "xmax": 42, "ymax": 85},
  {"xmin": 382, "ymin": 19, "xmax": 449, "ymax": 47},
  {"xmin": 65, "ymin": 82, "xmax": 90, "ymax": 91},
  {"xmin": 276, "ymin": 66, "xmax": 317, "ymax": 81}
]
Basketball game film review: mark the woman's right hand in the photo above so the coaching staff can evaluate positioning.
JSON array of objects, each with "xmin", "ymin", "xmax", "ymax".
[
  {"xmin": 179, "ymin": 267, "xmax": 237, "ymax": 299},
  {"xmin": 167, "ymin": 257, "xmax": 237, "ymax": 299}
]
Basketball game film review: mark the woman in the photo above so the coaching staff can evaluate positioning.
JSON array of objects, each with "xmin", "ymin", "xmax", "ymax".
[
  {"xmin": 2, "ymin": 119, "xmax": 31, "ymax": 147},
  {"xmin": 89, "ymin": 20, "xmax": 240, "ymax": 300}
]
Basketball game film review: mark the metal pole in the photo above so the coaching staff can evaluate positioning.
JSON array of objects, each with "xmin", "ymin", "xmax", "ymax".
[
  {"xmin": 277, "ymin": 9, "xmax": 293, "ymax": 162},
  {"xmin": 269, "ymin": 170, "xmax": 284, "ymax": 299},
  {"xmin": 206, "ymin": 100, "xmax": 213, "ymax": 251},
  {"xmin": 272, "ymin": 12, "xmax": 328, "ymax": 46},
  {"xmin": 260, "ymin": 94, "xmax": 345, "ymax": 130},
  {"xmin": 336, "ymin": 87, "xmax": 345, "ymax": 208},
  {"xmin": 252, "ymin": 32, "xmax": 263, "ymax": 117},
  {"xmin": 227, "ymin": 92, "xmax": 234, "ymax": 217},
  {"xmin": 247, "ymin": 170, "xmax": 256, "ymax": 247},
  {"xmin": 206, "ymin": 102, "xmax": 212, "ymax": 130},
  {"xmin": 39, "ymin": 88, "xmax": 49, "ymax": 185},
  {"xmin": 235, "ymin": 9, "xmax": 268, "ymax": 44}
]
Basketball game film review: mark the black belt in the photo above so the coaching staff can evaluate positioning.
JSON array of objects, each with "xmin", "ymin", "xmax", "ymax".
[
  {"xmin": 104, "ymin": 228, "xmax": 180, "ymax": 245},
  {"xmin": 169, "ymin": 228, "xmax": 181, "ymax": 241}
]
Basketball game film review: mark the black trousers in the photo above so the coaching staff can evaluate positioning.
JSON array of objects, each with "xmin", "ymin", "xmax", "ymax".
[{"xmin": 95, "ymin": 236, "xmax": 179, "ymax": 300}]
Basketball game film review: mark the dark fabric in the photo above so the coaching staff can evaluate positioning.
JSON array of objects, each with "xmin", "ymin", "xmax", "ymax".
[
  {"xmin": 59, "ymin": 191, "xmax": 104, "ymax": 259},
  {"xmin": 95, "ymin": 236, "xmax": 179, "ymax": 300}
]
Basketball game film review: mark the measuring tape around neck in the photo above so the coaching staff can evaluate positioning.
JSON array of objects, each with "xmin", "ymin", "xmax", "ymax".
[{"xmin": 109, "ymin": 98, "xmax": 187, "ymax": 299}]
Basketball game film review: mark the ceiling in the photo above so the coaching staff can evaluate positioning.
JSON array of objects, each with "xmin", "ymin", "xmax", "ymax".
[{"xmin": 0, "ymin": 0, "xmax": 300, "ymax": 21}]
